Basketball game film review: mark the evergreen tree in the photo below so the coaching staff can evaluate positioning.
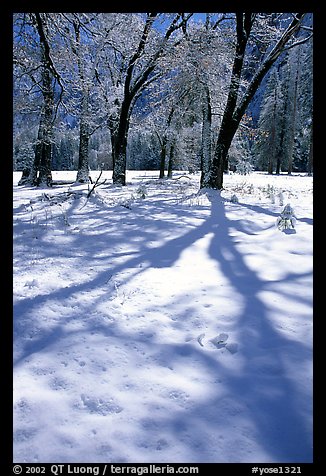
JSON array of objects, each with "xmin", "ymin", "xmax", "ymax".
[
  {"xmin": 255, "ymin": 68, "xmax": 283, "ymax": 174},
  {"xmin": 293, "ymin": 39, "xmax": 313, "ymax": 173}
]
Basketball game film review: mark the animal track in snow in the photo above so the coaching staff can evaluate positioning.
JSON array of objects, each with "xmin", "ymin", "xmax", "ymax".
[
  {"xmin": 197, "ymin": 333, "xmax": 205, "ymax": 347},
  {"xmin": 192, "ymin": 332, "xmax": 238, "ymax": 353}
]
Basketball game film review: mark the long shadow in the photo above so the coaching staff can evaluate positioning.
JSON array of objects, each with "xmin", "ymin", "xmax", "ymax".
[
  {"xmin": 14, "ymin": 187, "xmax": 311, "ymax": 347},
  {"xmin": 203, "ymin": 193, "xmax": 313, "ymax": 461},
  {"xmin": 13, "ymin": 196, "xmax": 215, "ymax": 323},
  {"xmin": 123, "ymin": 193, "xmax": 312, "ymax": 462},
  {"xmin": 296, "ymin": 217, "xmax": 313, "ymax": 226},
  {"xmin": 113, "ymin": 193, "xmax": 312, "ymax": 462},
  {"xmin": 13, "ymin": 193, "xmax": 213, "ymax": 368},
  {"xmin": 13, "ymin": 187, "xmax": 313, "ymax": 462}
]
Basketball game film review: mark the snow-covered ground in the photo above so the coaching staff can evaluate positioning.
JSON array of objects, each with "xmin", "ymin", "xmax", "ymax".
[{"xmin": 13, "ymin": 170, "xmax": 313, "ymax": 463}]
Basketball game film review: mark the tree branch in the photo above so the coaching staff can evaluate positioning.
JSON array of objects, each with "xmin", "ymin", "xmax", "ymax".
[
  {"xmin": 283, "ymin": 33, "xmax": 313, "ymax": 51},
  {"xmin": 233, "ymin": 13, "xmax": 307, "ymax": 124},
  {"xmin": 33, "ymin": 13, "xmax": 64, "ymax": 91}
]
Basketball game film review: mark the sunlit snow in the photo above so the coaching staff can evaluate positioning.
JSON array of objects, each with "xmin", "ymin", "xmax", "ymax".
[{"xmin": 13, "ymin": 170, "xmax": 313, "ymax": 463}]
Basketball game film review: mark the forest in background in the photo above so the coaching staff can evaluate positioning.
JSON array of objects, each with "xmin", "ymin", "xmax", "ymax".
[{"xmin": 13, "ymin": 13, "xmax": 313, "ymax": 187}]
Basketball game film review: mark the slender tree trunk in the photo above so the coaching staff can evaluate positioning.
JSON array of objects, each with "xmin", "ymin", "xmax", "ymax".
[
  {"xmin": 108, "ymin": 113, "xmax": 117, "ymax": 172},
  {"xmin": 159, "ymin": 145, "xmax": 167, "ymax": 179},
  {"xmin": 159, "ymin": 108, "xmax": 174, "ymax": 179},
  {"xmin": 268, "ymin": 137, "xmax": 274, "ymax": 174},
  {"xmin": 209, "ymin": 119, "xmax": 239, "ymax": 190},
  {"xmin": 38, "ymin": 140, "xmax": 53, "ymax": 186},
  {"xmin": 167, "ymin": 142, "xmax": 175, "ymax": 178},
  {"xmin": 76, "ymin": 121, "xmax": 90, "ymax": 182},
  {"xmin": 224, "ymin": 154, "xmax": 230, "ymax": 173},
  {"xmin": 76, "ymin": 92, "xmax": 91, "ymax": 183},
  {"xmin": 200, "ymin": 85, "xmax": 212, "ymax": 188},
  {"xmin": 159, "ymin": 138, "xmax": 168, "ymax": 179},
  {"xmin": 276, "ymin": 131, "xmax": 284, "ymax": 174},
  {"xmin": 275, "ymin": 151, "xmax": 282, "ymax": 174}
]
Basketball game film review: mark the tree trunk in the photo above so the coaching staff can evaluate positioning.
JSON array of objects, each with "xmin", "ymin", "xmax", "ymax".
[
  {"xmin": 76, "ymin": 122, "xmax": 90, "ymax": 182},
  {"xmin": 112, "ymin": 139, "xmax": 128, "ymax": 185},
  {"xmin": 110, "ymin": 14, "xmax": 189, "ymax": 185},
  {"xmin": 208, "ymin": 13, "xmax": 306, "ymax": 189},
  {"xmin": 76, "ymin": 90, "xmax": 91, "ymax": 182},
  {"xmin": 38, "ymin": 139, "xmax": 53, "ymax": 186},
  {"xmin": 210, "ymin": 141, "xmax": 231, "ymax": 190},
  {"xmin": 24, "ymin": 122, "xmax": 42, "ymax": 185},
  {"xmin": 200, "ymin": 85, "xmax": 212, "ymax": 188},
  {"xmin": 21, "ymin": 66, "xmax": 54, "ymax": 186},
  {"xmin": 167, "ymin": 142, "xmax": 175, "ymax": 178},
  {"xmin": 112, "ymin": 97, "xmax": 132, "ymax": 185},
  {"xmin": 38, "ymin": 63, "xmax": 54, "ymax": 186},
  {"xmin": 210, "ymin": 115, "xmax": 239, "ymax": 189},
  {"xmin": 275, "ymin": 121, "xmax": 282, "ymax": 175},
  {"xmin": 18, "ymin": 167, "xmax": 31, "ymax": 185},
  {"xmin": 159, "ymin": 139, "xmax": 168, "ymax": 179},
  {"xmin": 209, "ymin": 13, "xmax": 253, "ymax": 189},
  {"xmin": 276, "ymin": 130, "xmax": 284, "ymax": 174},
  {"xmin": 108, "ymin": 115, "xmax": 117, "ymax": 171},
  {"xmin": 160, "ymin": 108, "xmax": 175, "ymax": 179},
  {"xmin": 268, "ymin": 150, "xmax": 274, "ymax": 174}
]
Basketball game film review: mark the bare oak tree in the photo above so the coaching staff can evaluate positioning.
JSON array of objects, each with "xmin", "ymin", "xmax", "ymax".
[{"xmin": 206, "ymin": 13, "xmax": 310, "ymax": 189}]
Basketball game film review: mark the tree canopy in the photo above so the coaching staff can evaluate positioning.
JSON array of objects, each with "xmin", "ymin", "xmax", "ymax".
[{"xmin": 13, "ymin": 12, "xmax": 313, "ymax": 188}]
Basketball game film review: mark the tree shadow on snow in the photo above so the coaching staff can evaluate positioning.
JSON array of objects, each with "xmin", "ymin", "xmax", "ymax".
[
  {"xmin": 139, "ymin": 193, "xmax": 313, "ymax": 462},
  {"xmin": 13, "ymin": 187, "xmax": 313, "ymax": 462},
  {"xmin": 201, "ymin": 194, "xmax": 312, "ymax": 461}
]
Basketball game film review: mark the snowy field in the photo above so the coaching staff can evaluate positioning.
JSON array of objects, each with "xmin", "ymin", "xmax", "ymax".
[{"xmin": 13, "ymin": 170, "xmax": 313, "ymax": 463}]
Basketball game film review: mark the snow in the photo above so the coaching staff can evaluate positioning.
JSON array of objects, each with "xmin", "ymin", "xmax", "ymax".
[{"xmin": 13, "ymin": 170, "xmax": 313, "ymax": 463}]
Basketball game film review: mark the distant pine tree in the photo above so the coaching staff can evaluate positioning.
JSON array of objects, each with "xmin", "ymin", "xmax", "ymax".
[{"xmin": 255, "ymin": 69, "xmax": 283, "ymax": 174}]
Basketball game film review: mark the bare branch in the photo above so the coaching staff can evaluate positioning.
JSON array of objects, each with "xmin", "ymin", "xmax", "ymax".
[
  {"xmin": 212, "ymin": 13, "xmax": 234, "ymax": 29},
  {"xmin": 233, "ymin": 13, "xmax": 308, "ymax": 123},
  {"xmin": 283, "ymin": 33, "xmax": 313, "ymax": 51},
  {"xmin": 86, "ymin": 169, "xmax": 105, "ymax": 199}
]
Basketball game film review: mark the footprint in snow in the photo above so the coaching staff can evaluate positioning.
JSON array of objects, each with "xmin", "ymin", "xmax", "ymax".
[
  {"xmin": 195, "ymin": 333, "xmax": 238, "ymax": 354},
  {"xmin": 24, "ymin": 279, "xmax": 39, "ymax": 288},
  {"xmin": 79, "ymin": 394, "xmax": 123, "ymax": 415}
]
